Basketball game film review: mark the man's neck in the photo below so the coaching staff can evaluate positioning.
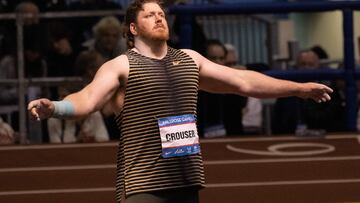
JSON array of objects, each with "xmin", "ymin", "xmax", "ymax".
[{"xmin": 133, "ymin": 39, "xmax": 168, "ymax": 59}]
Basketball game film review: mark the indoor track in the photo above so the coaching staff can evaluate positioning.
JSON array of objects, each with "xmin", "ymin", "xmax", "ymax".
[{"xmin": 0, "ymin": 134, "xmax": 359, "ymax": 202}]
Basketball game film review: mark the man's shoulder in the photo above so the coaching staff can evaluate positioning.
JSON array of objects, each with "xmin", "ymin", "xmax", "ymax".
[
  {"xmin": 100, "ymin": 54, "xmax": 129, "ymax": 73},
  {"xmin": 179, "ymin": 49, "xmax": 203, "ymax": 66},
  {"xmin": 179, "ymin": 48, "xmax": 197, "ymax": 56},
  {"xmin": 108, "ymin": 54, "xmax": 129, "ymax": 65}
]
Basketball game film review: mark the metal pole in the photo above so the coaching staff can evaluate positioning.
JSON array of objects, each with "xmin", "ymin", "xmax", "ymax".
[
  {"xmin": 178, "ymin": 15, "xmax": 193, "ymax": 49},
  {"xmin": 16, "ymin": 12, "xmax": 27, "ymax": 144},
  {"xmin": 342, "ymin": 9, "xmax": 357, "ymax": 131}
]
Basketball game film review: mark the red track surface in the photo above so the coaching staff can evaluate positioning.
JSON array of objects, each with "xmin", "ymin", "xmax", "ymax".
[{"xmin": 0, "ymin": 134, "xmax": 359, "ymax": 202}]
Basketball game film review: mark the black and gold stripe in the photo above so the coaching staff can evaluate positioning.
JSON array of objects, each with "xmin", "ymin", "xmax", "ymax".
[{"xmin": 115, "ymin": 47, "xmax": 205, "ymax": 202}]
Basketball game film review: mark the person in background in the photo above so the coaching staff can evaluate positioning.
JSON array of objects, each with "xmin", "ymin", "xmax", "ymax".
[
  {"xmin": 82, "ymin": 16, "xmax": 127, "ymax": 60},
  {"xmin": 311, "ymin": 45, "xmax": 328, "ymax": 60},
  {"xmin": 296, "ymin": 49, "xmax": 321, "ymax": 70},
  {"xmin": 46, "ymin": 21, "xmax": 78, "ymax": 100},
  {"xmin": 197, "ymin": 39, "xmax": 227, "ymax": 137},
  {"xmin": 74, "ymin": 50, "xmax": 106, "ymax": 82},
  {"xmin": 0, "ymin": 2, "xmax": 49, "ymax": 144},
  {"xmin": 67, "ymin": 0, "xmax": 122, "ymax": 55},
  {"xmin": 74, "ymin": 50, "xmax": 120, "ymax": 140},
  {"xmin": 0, "ymin": 117, "xmax": 15, "ymax": 145},
  {"xmin": 47, "ymin": 85, "xmax": 109, "ymax": 143},
  {"xmin": 273, "ymin": 49, "xmax": 345, "ymax": 135},
  {"xmin": 224, "ymin": 43, "xmax": 263, "ymax": 134},
  {"xmin": 296, "ymin": 49, "xmax": 345, "ymax": 133},
  {"xmin": 224, "ymin": 43, "xmax": 242, "ymax": 68}
]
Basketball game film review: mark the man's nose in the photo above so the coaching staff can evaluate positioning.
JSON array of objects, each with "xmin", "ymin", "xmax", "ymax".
[{"xmin": 155, "ymin": 15, "xmax": 162, "ymax": 22}]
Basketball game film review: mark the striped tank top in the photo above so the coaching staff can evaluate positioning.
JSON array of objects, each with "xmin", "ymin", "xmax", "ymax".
[{"xmin": 115, "ymin": 47, "xmax": 205, "ymax": 202}]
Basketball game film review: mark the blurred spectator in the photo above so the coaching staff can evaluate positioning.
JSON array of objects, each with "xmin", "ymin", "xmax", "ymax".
[
  {"xmin": 47, "ymin": 21, "xmax": 77, "ymax": 77},
  {"xmin": 224, "ymin": 43, "xmax": 239, "ymax": 67},
  {"xmin": 16, "ymin": 1, "xmax": 40, "ymax": 26},
  {"xmin": 297, "ymin": 50, "xmax": 345, "ymax": 133},
  {"xmin": 82, "ymin": 16, "xmax": 127, "ymax": 60},
  {"xmin": 14, "ymin": 1, "xmax": 48, "ymax": 78},
  {"xmin": 223, "ymin": 43, "xmax": 248, "ymax": 135},
  {"xmin": 67, "ymin": 0, "xmax": 122, "ymax": 54},
  {"xmin": 74, "ymin": 50, "xmax": 106, "ymax": 82},
  {"xmin": 295, "ymin": 49, "xmax": 320, "ymax": 70},
  {"xmin": 0, "ymin": 2, "xmax": 48, "ymax": 144},
  {"xmin": 224, "ymin": 43, "xmax": 263, "ymax": 135},
  {"xmin": 310, "ymin": 45, "xmax": 329, "ymax": 60},
  {"xmin": 74, "ymin": 50, "xmax": 120, "ymax": 140},
  {"xmin": 197, "ymin": 39, "xmax": 227, "ymax": 137},
  {"xmin": 199, "ymin": 39, "xmax": 247, "ymax": 137},
  {"xmin": 0, "ymin": 55, "xmax": 17, "ymax": 105},
  {"xmin": 47, "ymin": 85, "xmax": 110, "ymax": 143},
  {"xmin": 273, "ymin": 48, "xmax": 345, "ymax": 134},
  {"xmin": 46, "ymin": 20, "xmax": 78, "ymax": 100},
  {"xmin": 0, "ymin": 117, "xmax": 15, "ymax": 145}
]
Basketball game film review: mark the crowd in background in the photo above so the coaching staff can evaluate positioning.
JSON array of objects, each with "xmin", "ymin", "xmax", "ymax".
[{"xmin": 0, "ymin": 0, "xmax": 349, "ymax": 145}]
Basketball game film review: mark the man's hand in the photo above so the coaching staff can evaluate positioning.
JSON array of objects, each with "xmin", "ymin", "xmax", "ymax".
[
  {"xmin": 27, "ymin": 99, "xmax": 55, "ymax": 121},
  {"xmin": 298, "ymin": 82, "xmax": 333, "ymax": 103}
]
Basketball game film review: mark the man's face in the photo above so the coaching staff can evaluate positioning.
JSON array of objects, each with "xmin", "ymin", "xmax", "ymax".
[
  {"xmin": 20, "ymin": 3, "xmax": 39, "ymax": 26},
  {"xmin": 206, "ymin": 44, "xmax": 226, "ymax": 65},
  {"xmin": 296, "ymin": 51, "xmax": 320, "ymax": 70},
  {"xmin": 132, "ymin": 2, "xmax": 169, "ymax": 42},
  {"xmin": 99, "ymin": 27, "xmax": 121, "ymax": 51},
  {"xmin": 225, "ymin": 50, "xmax": 238, "ymax": 67}
]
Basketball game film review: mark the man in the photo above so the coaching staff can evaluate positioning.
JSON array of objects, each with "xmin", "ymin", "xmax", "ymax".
[
  {"xmin": 295, "ymin": 49, "xmax": 345, "ymax": 133},
  {"xmin": 198, "ymin": 39, "xmax": 228, "ymax": 138},
  {"xmin": 296, "ymin": 49, "xmax": 320, "ymax": 70},
  {"xmin": 28, "ymin": 0, "xmax": 332, "ymax": 202}
]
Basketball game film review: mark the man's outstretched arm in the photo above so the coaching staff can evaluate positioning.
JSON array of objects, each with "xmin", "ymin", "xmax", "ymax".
[
  {"xmin": 183, "ymin": 49, "xmax": 332, "ymax": 103},
  {"xmin": 28, "ymin": 55, "xmax": 129, "ymax": 120}
]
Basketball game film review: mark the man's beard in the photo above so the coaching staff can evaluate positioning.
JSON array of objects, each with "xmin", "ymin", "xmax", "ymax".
[{"xmin": 139, "ymin": 26, "xmax": 169, "ymax": 42}]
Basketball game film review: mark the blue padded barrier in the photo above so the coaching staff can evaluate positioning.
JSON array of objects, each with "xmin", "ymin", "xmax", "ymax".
[
  {"xmin": 169, "ymin": 1, "xmax": 360, "ymax": 131},
  {"xmin": 168, "ymin": 1, "xmax": 360, "ymax": 15},
  {"xmin": 264, "ymin": 69, "xmax": 344, "ymax": 81}
]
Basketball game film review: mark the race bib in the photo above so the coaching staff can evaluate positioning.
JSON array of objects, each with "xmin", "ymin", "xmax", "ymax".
[{"xmin": 158, "ymin": 114, "xmax": 200, "ymax": 158}]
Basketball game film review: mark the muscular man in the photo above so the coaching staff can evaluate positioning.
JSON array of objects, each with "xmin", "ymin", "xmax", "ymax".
[{"xmin": 28, "ymin": 0, "xmax": 332, "ymax": 202}]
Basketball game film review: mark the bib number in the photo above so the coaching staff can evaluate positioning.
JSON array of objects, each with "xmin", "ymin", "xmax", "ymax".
[{"xmin": 158, "ymin": 114, "xmax": 200, "ymax": 158}]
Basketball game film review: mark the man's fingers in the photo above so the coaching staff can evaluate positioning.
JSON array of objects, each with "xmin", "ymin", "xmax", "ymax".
[
  {"xmin": 324, "ymin": 93, "xmax": 331, "ymax": 101},
  {"xmin": 315, "ymin": 93, "xmax": 331, "ymax": 103},
  {"xmin": 28, "ymin": 100, "xmax": 41, "ymax": 110},
  {"xmin": 28, "ymin": 101, "xmax": 41, "ymax": 121},
  {"xmin": 30, "ymin": 106, "xmax": 40, "ymax": 121},
  {"xmin": 323, "ymin": 86, "xmax": 333, "ymax": 93}
]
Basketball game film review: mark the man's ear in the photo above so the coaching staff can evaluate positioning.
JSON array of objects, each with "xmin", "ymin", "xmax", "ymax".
[{"xmin": 130, "ymin": 23, "xmax": 137, "ymax": 36}]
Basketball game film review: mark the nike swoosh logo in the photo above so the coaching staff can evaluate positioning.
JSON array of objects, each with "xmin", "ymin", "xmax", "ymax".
[{"xmin": 172, "ymin": 61, "xmax": 181, "ymax": 65}]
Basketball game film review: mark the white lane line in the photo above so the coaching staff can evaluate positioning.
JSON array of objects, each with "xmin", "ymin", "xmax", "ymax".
[
  {"xmin": 0, "ymin": 188, "xmax": 115, "ymax": 196},
  {"xmin": 0, "ymin": 134, "xmax": 357, "ymax": 150},
  {"xmin": 204, "ymin": 156, "xmax": 360, "ymax": 165},
  {"xmin": 226, "ymin": 143, "xmax": 335, "ymax": 156},
  {"xmin": 0, "ymin": 164, "xmax": 116, "ymax": 173},
  {"xmin": 200, "ymin": 134, "xmax": 359, "ymax": 143},
  {"xmin": 2, "ymin": 179, "xmax": 359, "ymax": 195},
  {"xmin": 0, "ymin": 142, "xmax": 117, "ymax": 151},
  {"xmin": 0, "ymin": 156, "xmax": 359, "ymax": 173},
  {"xmin": 206, "ymin": 179, "xmax": 360, "ymax": 188}
]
